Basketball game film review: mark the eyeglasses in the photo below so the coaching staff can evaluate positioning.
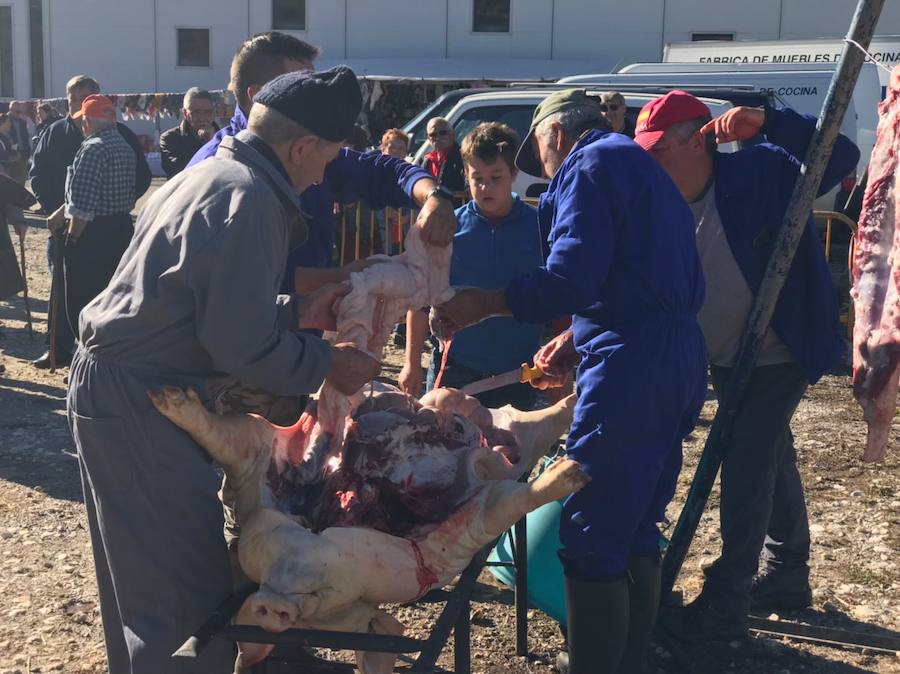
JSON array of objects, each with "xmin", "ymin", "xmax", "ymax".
[
  {"xmin": 428, "ymin": 129, "xmax": 451, "ymax": 139},
  {"xmin": 600, "ymin": 103, "xmax": 621, "ymax": 112}
]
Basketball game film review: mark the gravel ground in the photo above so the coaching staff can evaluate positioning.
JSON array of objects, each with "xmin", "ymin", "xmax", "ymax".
[{"xmin": 0, "ymin": 196, "xmax": 898, "ymax": 673}]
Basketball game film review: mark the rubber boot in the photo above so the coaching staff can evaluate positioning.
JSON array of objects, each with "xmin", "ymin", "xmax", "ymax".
[
  {"xmin": 561, "ymin": 574, "xmax": 630, "ymax": 674},
  {"xmin": 619, "ymin": 554, "xmax": 661, "ymax": 674}
]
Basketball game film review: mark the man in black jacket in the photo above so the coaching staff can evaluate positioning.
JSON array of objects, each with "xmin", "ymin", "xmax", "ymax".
[
  {"xmin": 158, "ymin": 87, "xmax": 219, "ymax": 179},
  {"xmin": 29, "ymin": 74, "xmax": 151, "ymax": 368},
  {"xmin": 421, "ymin": 117, "xmax": 466, "ymax": 194}
]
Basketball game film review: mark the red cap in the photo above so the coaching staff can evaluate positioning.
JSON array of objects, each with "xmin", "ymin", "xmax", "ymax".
[
  {"xmin": 633, "ymin": 90, "xmax": 711, "ymax": 151},
  {"xmin": 72, "ymin": 94, "xmax": 116, "ymax": 121}
]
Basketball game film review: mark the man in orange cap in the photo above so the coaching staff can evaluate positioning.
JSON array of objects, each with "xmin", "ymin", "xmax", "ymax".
[
  {"xmin": 636, "ymin": 91, "xmax": 859, "ymax": 641},
  {"xmin": 46, "ymin": 93, "xmax": 136, "ymax": 336}
]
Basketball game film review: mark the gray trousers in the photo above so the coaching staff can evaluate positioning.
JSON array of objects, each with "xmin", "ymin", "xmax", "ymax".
[
  {"xmin": 67, "ymin": 350, "xmax": 234, "ymax": 673},
  {"xmin": 702, "ymin": 362, "xmax": 811, "ymax": 618}
]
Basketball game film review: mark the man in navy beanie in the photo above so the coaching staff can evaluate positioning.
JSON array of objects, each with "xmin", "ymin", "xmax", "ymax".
[{"xmin": 68, "ymin": 67, "xmax": 382, "ymax": 674}]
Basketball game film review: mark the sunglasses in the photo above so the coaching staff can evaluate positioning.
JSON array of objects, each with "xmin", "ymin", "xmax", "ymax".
[
  {"xmin": 600, "ymin": 103, "xmax": 621, "ymax": 112},
  {"xmin": 428, "ymin": 129, "xmax": 451, "ymax": 139}
]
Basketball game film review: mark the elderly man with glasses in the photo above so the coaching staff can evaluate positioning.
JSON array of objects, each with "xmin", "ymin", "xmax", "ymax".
[
  {"xmin": 601, "ymin": 92, "xmax": 635, "ymax": 138},
  {"xmin": 159, "ymin": 87, "xmax": 221, "ymax": 178},
  {"xmin": 422, "ymin": 116, "xmax": 466, "ymax": 193}
]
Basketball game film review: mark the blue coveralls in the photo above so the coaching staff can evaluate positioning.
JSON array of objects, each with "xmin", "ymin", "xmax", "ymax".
[{"xmin": 505, "ymin": 130, "xmax": 708, "ymax": 579}]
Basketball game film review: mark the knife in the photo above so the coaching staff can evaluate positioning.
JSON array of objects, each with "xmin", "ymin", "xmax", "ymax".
[{"xmin": 459, "ymin": 364, "xmax": 543, "ymax": 396}]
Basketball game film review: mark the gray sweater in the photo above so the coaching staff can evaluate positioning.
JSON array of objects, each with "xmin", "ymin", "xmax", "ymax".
[{"xmin": 79, "ymin": 131, "xmax": 332, "ymax": 396}]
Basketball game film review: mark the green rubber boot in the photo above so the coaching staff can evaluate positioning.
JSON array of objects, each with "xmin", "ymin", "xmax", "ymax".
[
  {"xmin": 618, "ymin": 554, "xmax": 661, "ymax": 674},
  {"xmin": 560, "ymin": 574, "xmax": 630, "ymax": 674}
]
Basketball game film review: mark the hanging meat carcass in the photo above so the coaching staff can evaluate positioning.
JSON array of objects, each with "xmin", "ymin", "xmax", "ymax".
[
  {"xmin": 151, "ymin": 226, "xmax": 587, "ymax": 672},
  {"xmin": 852, "ymin": 65, "xmax": 900, "ymax": 462}
]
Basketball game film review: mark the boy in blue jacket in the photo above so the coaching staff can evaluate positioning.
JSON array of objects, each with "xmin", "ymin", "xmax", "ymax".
[
  {"xmin": 636, "ymin": 91, "xmax": 859, "ymax": 640},
  {"xmin": 399, "ymin": 122, "xmax": 544, "ymax": 410}
]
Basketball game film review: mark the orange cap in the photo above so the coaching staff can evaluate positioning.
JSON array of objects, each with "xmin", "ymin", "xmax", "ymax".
[{"xmin": 72, "ymin": 94, "xmax": 116, "ymax": 121}]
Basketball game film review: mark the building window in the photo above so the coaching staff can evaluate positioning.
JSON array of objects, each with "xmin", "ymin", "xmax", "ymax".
[
  {"xmin": 691, "ymin": 32, "xmax": 734, "ymax": 42},
  {"xmin": 0, "ymin": 6, "xmax": 12, "ymax": 97},
  {"xmin": 473, "ymin": 0, "xmax": 510, "ymax": 33},
  {"xmin": 273, "ymin": 0, "xmax": 306, "ymax": 31},
  {"xmin": 29, "ymin": 0, "xmax": 44, "ymax": 97},
  {"xmin": 177, "ymin": 28, "xmax": 210, "ymax": 67}
]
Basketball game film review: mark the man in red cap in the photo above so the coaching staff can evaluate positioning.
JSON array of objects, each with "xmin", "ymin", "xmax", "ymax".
[
  {"xmin": 635, "ymin": 91, "xmax": 859, "ymax": 640},
  {"xmin": 46, "ymin": 93, "xmax": 137, "ymax": 337}
]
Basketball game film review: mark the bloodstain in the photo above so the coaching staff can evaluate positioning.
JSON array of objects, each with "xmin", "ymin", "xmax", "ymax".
[{"xmin": 410, "ymin": 540, "xmax": 438, "ymax": 599}]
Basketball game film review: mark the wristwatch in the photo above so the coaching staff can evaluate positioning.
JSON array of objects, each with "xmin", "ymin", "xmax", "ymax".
[{"xmin": 426, "ymin": 184, "xmax": 455, "ymax": 204}]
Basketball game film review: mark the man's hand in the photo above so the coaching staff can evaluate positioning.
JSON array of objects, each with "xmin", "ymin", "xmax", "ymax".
[
  {"xmin": 433, "ymin": 287, "xmax": 507, "ymax": 337},
  {"xmin": 13, "ymin": 223, "xmax": 27, "ymax": 241},
  {"xmin": 46, "ymin": 206, "xmax": 66, "ymax": 233},
  {"xmin": 530, "ymin": 370, "xmax": 573, "ymax": 391},
  {"xmin": 327, "ymin": 343, "xmax": 381, "ymax": 395},
  {"xmin": 700, "ymin": 107, "xmax": 766, "ymax": 144},
  {"xmin": 399, "ymin": 360, "xmax": 424, "ymax": 397},
  {"xmin": 296, "ymin": 282, "xmax": 351, "ymax": 331},
  {"xmin": 415, "ymin": 192, "xmax": 457, "ymax": 247},
  {"xmin": 533, "ymin": 329, "xmax": 578, "ymax": 377}
]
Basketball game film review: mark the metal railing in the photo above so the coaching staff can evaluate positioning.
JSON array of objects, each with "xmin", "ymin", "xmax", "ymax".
[
  {"xmin": 335, "ymin": 193, "xmax": 543, "ymax": 264},
  {"xmin": 814, "ymin": 209, "xmax": 858, "ymax": 339},
  {"xmin": 333, "ymin": 203, "xmax": 859, "ymax": 338}
]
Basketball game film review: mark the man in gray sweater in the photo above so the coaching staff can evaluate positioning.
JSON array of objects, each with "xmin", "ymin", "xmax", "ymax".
[{"xmin": 67, "ymin": 67, "xmax": 379, "ymax": 674}]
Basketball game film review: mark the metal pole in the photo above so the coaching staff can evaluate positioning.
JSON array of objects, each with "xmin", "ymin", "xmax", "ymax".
[
  {"xmin": 660, "ymin": 0, "xmax": 886, "ymax": 600},
  {"xmin": 513, "ymin": 516, "xmax": 528, "ymax": 657}
]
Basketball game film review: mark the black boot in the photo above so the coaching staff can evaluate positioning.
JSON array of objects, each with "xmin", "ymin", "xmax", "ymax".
[
  {"xmin": 619, "ymin": 554, "xmax": 661, "ymax": 674},
  {"xmin": 561, "ymin": 574, "xmax": 630, "ymax": 674}
]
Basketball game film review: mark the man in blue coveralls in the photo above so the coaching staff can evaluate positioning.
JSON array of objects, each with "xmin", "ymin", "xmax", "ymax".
[
  {"xmin": 435, "ymin": 89, "xmax": 708, "ymax": 674},
  {"xmin": 189, "ymin": 31, "xmax": 457, "ymax": 291},
  {"xmin": 187, "ymin": 31, "xmax": 456, "ymax": 422}
]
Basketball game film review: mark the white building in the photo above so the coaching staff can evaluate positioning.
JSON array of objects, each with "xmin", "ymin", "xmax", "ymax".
[{"xmin": 2, "ymin": 0, "xmax": 900, "ymax": 100}]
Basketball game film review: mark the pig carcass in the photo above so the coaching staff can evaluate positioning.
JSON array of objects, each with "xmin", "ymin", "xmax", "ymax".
[
  {"xmin": 852, "ymin": 65, "xmax": 900, "ymax": 462},
  {"xmin": 149, "ymin": 385, "xmax": 583, "ymax": 673},
  {"xmin": 150, "ymin": 225, "xmax": 586, "ymax": 672}
]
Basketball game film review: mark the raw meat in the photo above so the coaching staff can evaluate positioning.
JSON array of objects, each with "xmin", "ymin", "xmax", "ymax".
[
  {"xmin": 313, "ymin": 225, "xmax": 456, "ymax": 455},
  {"xmin": 852, "ymin": 65, "xmax": 900, "ymax": 462},
  {"xmin": 149, "ymin": 385, "xmax": 584, "ymax": 673},
  {"xmin": 149, "ymin": 224, "xmax": 586, "ymax": 673}
]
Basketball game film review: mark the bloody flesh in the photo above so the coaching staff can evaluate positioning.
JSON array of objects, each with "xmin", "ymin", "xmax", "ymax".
[{"xmin": 852, "ymin": 65, "xmax": 900, "ymax": 462}]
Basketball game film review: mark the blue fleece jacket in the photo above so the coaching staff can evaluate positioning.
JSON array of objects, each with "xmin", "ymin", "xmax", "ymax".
[
  {"xmin": 188, "ymin": 107, "xmax": 432, "ymax": 292},
  {"xmin": 709, "ymin": 107, "xmax": 859, "ymax": 383},
  {"xmin": 505, "ymin": 129, "xmax": 705, "ymax": 350},
  {"xmin": 448, "ymin": 196, "xmax": 544, "ymax": 374}
]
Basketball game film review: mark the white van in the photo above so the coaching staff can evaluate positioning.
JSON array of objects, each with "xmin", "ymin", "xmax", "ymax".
[
  {"xmin": 410, "ymin": 89, "xmax": 740, "ymax": 198},
  {"xmin": 663, "ymin": 37, "xmax": 900, "ymax": 92},
  {"xmin": 558, "ymin": 65, "xmax": 878, "ymax": 184}
]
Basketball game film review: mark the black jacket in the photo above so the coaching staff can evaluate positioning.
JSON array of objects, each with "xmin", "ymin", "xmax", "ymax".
[
  {"xmin": 29, "ymin": 116, "xmax": 152, "ymax": 213},
  {"xmin": 159, "ymin": 120, "xmax": 219, "ymax": 179}
]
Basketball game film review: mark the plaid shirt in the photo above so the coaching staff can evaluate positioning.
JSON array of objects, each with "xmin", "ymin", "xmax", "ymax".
[{"xmin": 65, "ymin": 125, "xmax": 136, "ymax": 221}]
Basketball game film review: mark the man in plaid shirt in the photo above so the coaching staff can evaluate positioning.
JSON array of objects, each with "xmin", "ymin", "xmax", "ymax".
[{"xmin": 48, "ymin": 94, "xmax": 136, "ymax": 338}]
